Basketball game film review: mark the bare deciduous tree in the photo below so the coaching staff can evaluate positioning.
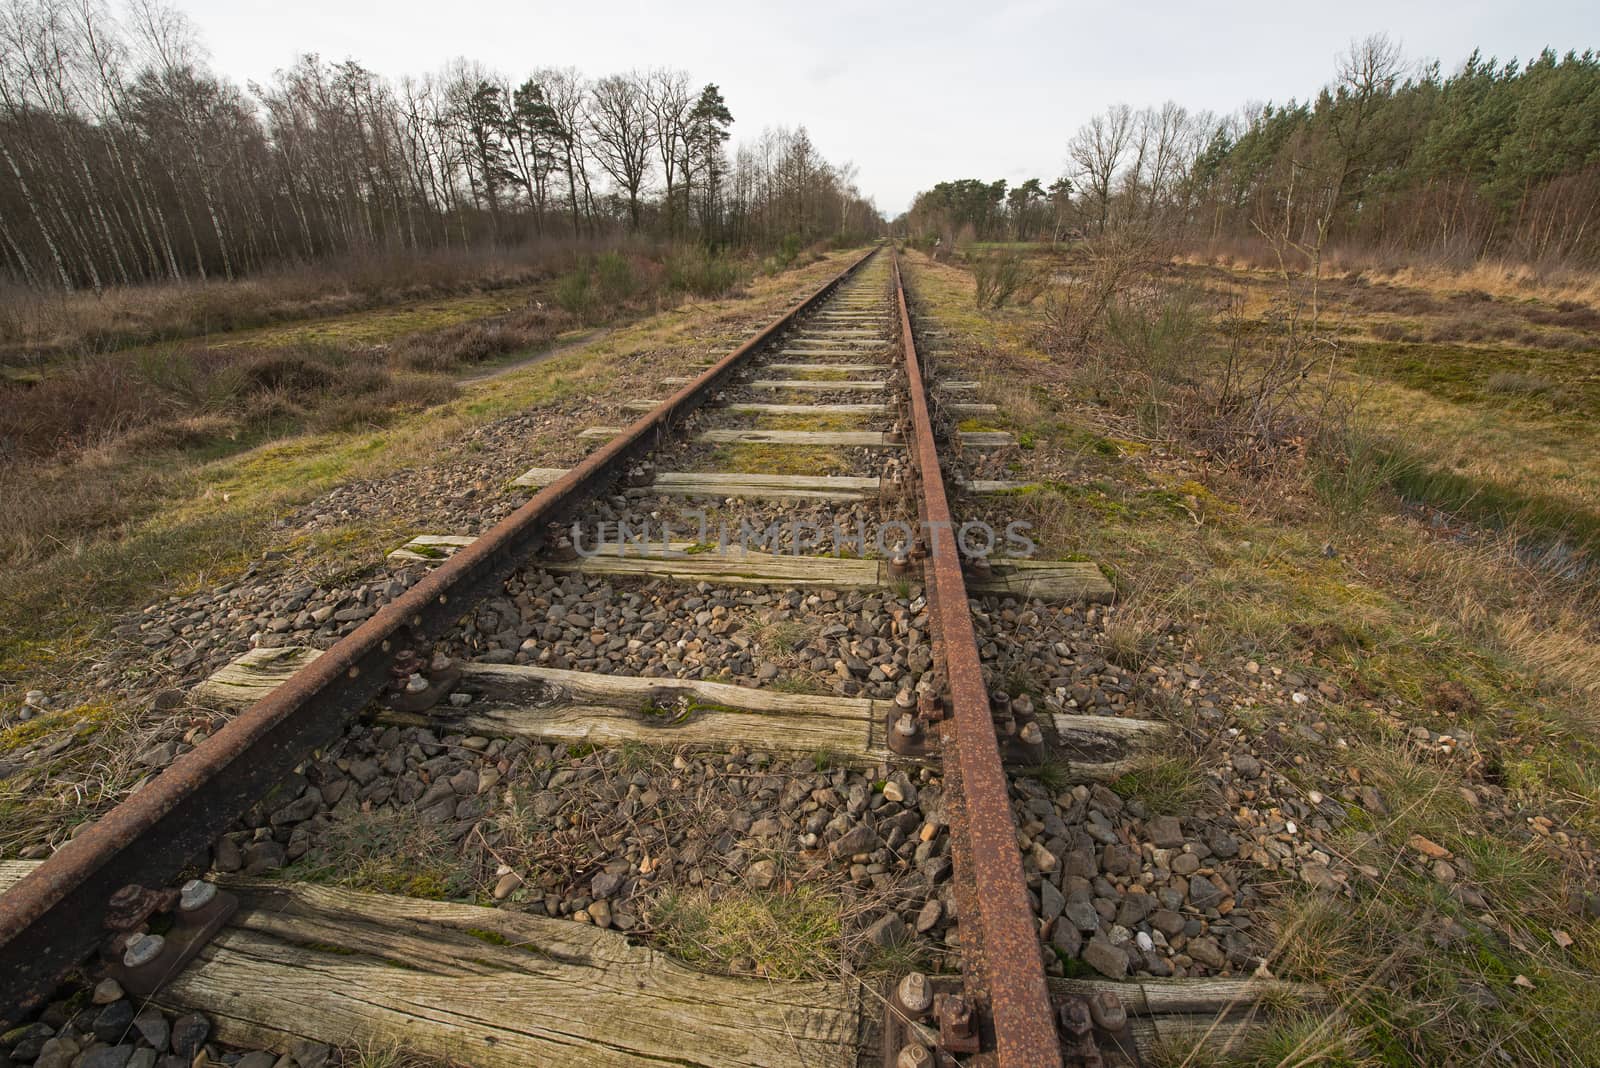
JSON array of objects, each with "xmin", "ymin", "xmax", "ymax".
[
  {"xmin": 587, "ymin": 71, "xmax": 654, "ymax": 231},
  {"xmin": 644, "ymin": 67, "xmax": 691, "ymax": 237},
  {"xmin": 1067, "ymin": 103, "xmax": 1133, "ymax": 233}
]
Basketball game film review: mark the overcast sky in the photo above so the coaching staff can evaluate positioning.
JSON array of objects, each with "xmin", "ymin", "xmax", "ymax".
[{"xmin": 177, "ymin": 0, "xmax": 1597, "ymax": 216}]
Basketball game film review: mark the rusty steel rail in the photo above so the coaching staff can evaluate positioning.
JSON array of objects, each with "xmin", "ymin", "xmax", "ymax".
[
  {"xmin": 891, "ymin": 249, "xmax": 1061, "ymax": 1066},
  {"xmin": 0, "ymin": 246, "xmax": 880, "ymax": 1024}
]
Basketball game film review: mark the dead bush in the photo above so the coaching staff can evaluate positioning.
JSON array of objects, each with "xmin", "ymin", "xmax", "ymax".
[
  {"xmin": 1037, "ymin": 227, "xmax": 1157, "ymax": 350},
  {"xmin": 1427, "ymin": 315, "xmax": 1490, "ymax": 343},
  {"xmin": 308, "ymin": 373, "xmax": 457, "ymax": 433},
  {"xmin": 970, "ymin": 252, "xmax": 1044, "ymax": 309},
  {"xmin": 1043, "ymin": 227, "xmax": 1348, "ymax": 479},
  {"xmin": 243, "ymin": 353, "xmax": 339, "ymax": 393},
  {"xmin": 390, "ymin": 305, "xmax": 570, "ymax": 373},
  {"xmin": 1526, "ymin": 301, "xmax": 1600, "ymax": 330},
  {"xmin": 1334, "ymin": 282, "xmax": 1443, "ymax": 317},
  {"xmin": 1484, "ymin": 371, "xmax": 1578, "ymax": 411},
  {"xmin": 1486, "ymin": 371, "xmax": 1558, "ymax": 397},
  {"xmin": 0, "ymin": 362, "xmax": 166, "ymax": 460},
  {"xmin": 1370, "ymin": 321, "xmax": 1422, "ymax": 343},
  {"xmin": 0, "ymin": 459, "xmax": 176, "ymax": 564}
]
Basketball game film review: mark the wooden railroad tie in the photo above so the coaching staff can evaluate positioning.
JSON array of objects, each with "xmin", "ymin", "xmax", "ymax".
[
  {"xmin": 574, "ymin": 427, "xmax": 1016, "ymax": 448},
  {"xmin": 511, "ymin": 466, "xmax": 1046, "ymax": 501},
  {"xmin": 0, "ymin": 862, "xmax": 1325, "ymax": 1068},
  {"xmin": 391, "ymin": 536, "xmax": 1114, "ymax": 603},
  {"xmin": 195, "ymin": 645, "xmax": 1154, "ymax": 782}
]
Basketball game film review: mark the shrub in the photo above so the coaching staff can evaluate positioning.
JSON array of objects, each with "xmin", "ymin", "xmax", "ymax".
[
  {"xmin": 666, "ymin": 248, "xmax": 745, "ymax": 298},
  {"xmin": 594, "ymin": 251, "xmax": 637, "ymax": 305},
  {"xmin": 777, "ymin": 233, "xmax": 803, "ymax": 268},
  {"xmin": 971, "ymin": 251, "xmax": 1043, "ymax": 309},
  {"xmin": 241, "ymin": 352, "xmax": 339, "ymax": 394},
  {"xmin": 553, "ymin": 267, "xmax": 594, "ymax": 319},
  {"xmin": 1102, "ymin": 287, "xmax": 1208, "ymax": 391},
  {"xmin": 0, "ymin": 361, "xmax": 164, "ymax": 459}
]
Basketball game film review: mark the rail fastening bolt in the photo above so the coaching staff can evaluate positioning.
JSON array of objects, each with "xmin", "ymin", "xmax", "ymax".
[
  {"xmin": 122, "ymin": 932, "xmax": 165, "ymax": 968},
  {"xmin": 179, "ymin": 879, "xmax": 217, "ymax": 913},
  {"xmin": 896, "ymin": 1043, "xmax": 932, "ymax": 1068},
  {"xmin": 897, "ymin": 971, "xmax": 933, "ymax": 1014}
]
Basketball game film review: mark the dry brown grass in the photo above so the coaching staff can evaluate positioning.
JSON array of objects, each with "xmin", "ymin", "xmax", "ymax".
[
  {"xmin": 0, "ymin": 244, "xmax": 578, "ymax": 363},
  {"xmin": 1178, "ymin": 239, "xmax": 1600, "ymax": 311},
  {"xmin": 1384, "ymin": 258, "xmax": 1600, "ymax": 309}
]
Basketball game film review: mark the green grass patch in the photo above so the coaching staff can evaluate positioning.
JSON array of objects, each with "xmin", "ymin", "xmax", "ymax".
[
  {"xmin": 1112, "ymin": 757, "xmax": 1206, "ymax": 817},
  {"xmin": 649, "ymin": 886, "xmax": 842, "ymax": 980}
]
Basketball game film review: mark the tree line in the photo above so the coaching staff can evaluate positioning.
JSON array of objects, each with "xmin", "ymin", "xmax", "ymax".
[
  {"xmin": 902, "ymin": 37, "xmax": 1600, "ymax": 266},
  {"xmin": 0, "ymin": 0, "xmax": 883, "ymax": 292}
]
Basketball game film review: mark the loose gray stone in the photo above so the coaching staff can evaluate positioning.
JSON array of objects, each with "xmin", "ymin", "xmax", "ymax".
[
  {"xmin": 92, "ymin": 1001, "xmax": 135, "ymax": 1044},
  {"xmin": 1081, "ymin": 937, "xmax": 1128, "ymax": 979},
  {"xmin": 1150, "ymin": 910, "xmax": 1185, "ymax": 938},
  {"xmin": 6, "ymin": 1023, "xmax": 55, "ymax": 1060},
  {"xmin": 78, "ymin": 1047, "xmax": 135, "ymax": 1068},
  {"xmin": 32, "ymin": 1037, "xmax": 80, "ymax": 1068},
  {"xmin": 746, "ymin": 859, "xmax": 779, "ymax": 890},
  {"xmin": 289, "ymin": 1040, "xmax": 332, "ymax": 1068},
  {"xmin": 170, "ymin": 1014, "xmax": 209, "ymax": 1060},
  {"xmin": 132, "ymin": 1008, "xmax": 169, "ymax": 1052},
  {"xmin": 242, "ymin": 841, "xmax": 286, "ymax": 874},
  {"xmin": 865, "ymin": 913, "xmax": 910, "ymax": 948},
  {"xmin": 1188, "ymin": 875, "xmax": 1225, "ymax": 911},
  {"xmin": 1039, "ymin": 879, "xmax": 1066, "ymax": 923},
  {"xmin": 1064, "ymin": 900, "xmax": 1100, "ymax": 933},
  {"xmin": 1063, "ymin": 848, "xmax": 1097, "ymax": 879},
  {"xmin": 1116, "ymin": 892, "xmax": 1155, "ymax": 927},
  {"xmin": 1051, "ymin": 921, "xmax": 1083, "ymax": 958},
  {"xmin": 1147, "ymin": 815, "xmax": 1184, "ymax": 849},
  {"xmin": 1188, "ymin": 935, "xmax": 1228, "ymax": 969},
  {"xmin": 1101, "ymin": 843, "xmax": 1138, "ymax": 877},
  {"xmin": 212, "ymin": 836, "xmax": 242, "ymax": 873},
  {"xmin": 830, "ymin": 823, "xmax": 875, "ymax": 860}
]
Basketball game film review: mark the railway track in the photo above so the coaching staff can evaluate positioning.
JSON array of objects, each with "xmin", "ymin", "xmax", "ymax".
[{"xmin": 0, "ymin": 246, "xmax": 1295, "ymax": 1067}]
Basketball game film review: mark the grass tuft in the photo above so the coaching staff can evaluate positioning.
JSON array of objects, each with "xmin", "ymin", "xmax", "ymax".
[{"xmin": 648, "ymin": 886, "xmax": 841, "ymax": 980}]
